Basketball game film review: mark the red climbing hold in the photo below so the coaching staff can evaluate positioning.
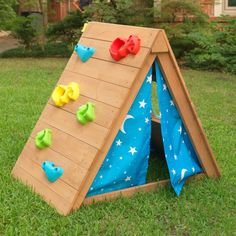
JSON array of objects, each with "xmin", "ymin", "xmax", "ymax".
[{"xmin": 109, "ymin": 35, "xmax": 141, "ymax": 61}]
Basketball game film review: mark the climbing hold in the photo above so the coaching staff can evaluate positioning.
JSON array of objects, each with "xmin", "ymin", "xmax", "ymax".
[
  {"xmin": 109, "ymin": 35, "xmax": 141, "ymax": 61},
  {"xmin": 76, "ymin": 102, "xmax": 95, "ymax": 125},
  {"xmin": 67, "ymin": 82, "xmax": 80, "ymax": 100},
  {"xmin": 126, "ymin": 35, "xmax": 141, "ymax": 55},
  {"xmin": 42, "ymin": 161, "xmax": 64, "ymax": 182},
  {"xmin": 74, "ymin": 43, "xmax": 95, "ymax": 62},
  {"xmin": 51, "ymin": 85, "xmax": 70, "ymax": 107},
  {"xmin": 109, "ymin": 37, "xmax": 128, "ymax": 61},
  {"xmin": 81, "ymin": 22, "xmax": 88, "ymax": 33},
  {"xmin": 35, "ymin": 129, "xmax": 52, "ymax": 149}
]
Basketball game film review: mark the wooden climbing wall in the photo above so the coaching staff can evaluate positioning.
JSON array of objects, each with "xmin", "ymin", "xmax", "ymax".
[
  {"xmin": 12, "ymin": 22, "xmax": 220, "ymax": 215},
  {"xmin": 12, "ymin": 22, "xmax": 161, "ymax": 215}
]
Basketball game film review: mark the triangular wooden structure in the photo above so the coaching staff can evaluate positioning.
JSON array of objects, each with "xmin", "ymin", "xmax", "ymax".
[{"xmin": 12, "ymin": 22, "xmax": 220, "ymax": 215}]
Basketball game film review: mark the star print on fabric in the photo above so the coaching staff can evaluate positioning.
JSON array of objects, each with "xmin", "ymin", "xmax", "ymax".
[
  {"xmin": 159, "ymin": 112, "xmax": 162, "ymax": 118},
  {"xmin": 146, "ymin": 75, "xmax": 152, "ymax": 84},
  {"xmin": 86, "ymin": 67, "xmax": 153, "ymax": 197},
  {"xmin": 139, "ymin": 99, "xmax": 147, "ymax": 108},
  {"xmin": 125, "ymin": 176, "xmax": 132, "ymax": 182},
  {"xmin": 192, "ymin": 167, "xmax": 195, "ymax": 173},
  {"xmin": 170, "ymin": 100, "xmax": 174, "ymax": 106},
  {"xmin": 163, "ymin": 84, "xmax": 167, "ymax": 91},
  {"xmin": 171, "ymin": 169, "xmax": 176, "ymax": 175},
  {"xmin": 128, "ymin": 147, "xmax": 137, "ymax": 155},
  {"xmin": 174, "ymin": 154, "xmax": 178, "ymax": 160},
  {"xmin": 116, "ymin": 139, "xmax": 122, "ymax": 146},
  {"xmin": 145, "ymin": 117, "xmax": 149, "ymax": 123},
  {"xmin": 99, "ymin": 175, "xmax": 103, "ymax": 179},
  {"xmin": 178, "ymin": 126, "xmax": 182, "ymax": 134},
  {"xmin": 169, "ymin": 145, "xmax": 172, "ymax": 150}
]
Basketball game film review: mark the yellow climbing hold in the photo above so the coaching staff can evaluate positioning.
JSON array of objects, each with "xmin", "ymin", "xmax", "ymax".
[
  {"xmin": 51, "ymin": 85, "xmax": 70, "ymax": 107},
  {"xmin": 67, "ymin": 82, "xmax": 80, "ymax": 100},
  {"xmin": 81, "ymin": 23, "xmax": 88, "ymax": 33},
  {"xmin": 51, "ymin": 82, "xmax": 80, "ymax": 107}
]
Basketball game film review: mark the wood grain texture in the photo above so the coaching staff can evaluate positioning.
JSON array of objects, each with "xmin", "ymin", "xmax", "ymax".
[
  {"xmin": 14, "ymin": 158, "xmax": 77, "ymax": 203},
  {"xmin": 82, "ymin": 173, "xmax": 205, "ymax": 206},
  {"xmin": 73, "ymin": 54, "xmax": 157, "ymax": 210},
  {"xmin": 79, "ymin": 37, "xmax": 150, "ymax": 68},
  {"xmin": 49, "ymin": 96, "xmax": 119, "ymax": 129},
  {"xmin": 55, "ymin": 70, "xmax": 129, "ymax": 109},
  {"xmin": 40, "ymin": 104, "xmax": 109, "ymax": 149},
  {"xmin": 152, "ymin": 30, "xmax": 169, "ymax": 53},
  {"xmin": 12, "ymin": 165, "xmax": 72, "ymax": 215},
  {"xmin": 19, "ymin": 138, "xmax": 87, "ymax": 190},
  {"xmin": 157, "ymin": 31, "xmax": 220, "ymax": 178},
  {"xmin": 83, "ymin": 22, "xmax": 159, "ymax": 48},
  {"xmin": 12, "ymin": 23, "xmax": 220, "ymax": 216},
  {"xmin": 65, "ymin": 54, "xmax": 139, "ymax": 88},
  {"xmin": 31, "ymin": 120, "xmax": 98, "ymax": 170}
]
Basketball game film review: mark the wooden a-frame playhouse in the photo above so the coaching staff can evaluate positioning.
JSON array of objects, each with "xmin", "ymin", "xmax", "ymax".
[{"xmin": 12, "ymin": 22, "xmax": 220, "ymax": 215}]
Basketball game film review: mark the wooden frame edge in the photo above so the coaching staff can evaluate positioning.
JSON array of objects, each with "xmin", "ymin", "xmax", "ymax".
[
  {"xmin": 80, "ymin": 173, "xmax": 205, "ymax": 207},
  {"xmin": 156, "ymin": 31, "xmax": 221, "ymax": 179}
]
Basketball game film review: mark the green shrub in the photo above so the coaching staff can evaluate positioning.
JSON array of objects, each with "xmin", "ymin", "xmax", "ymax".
[
  {"xmin": 155, "ymin": 0, "xmax": 208, "ymax": 23},
  {"xmin": 183, "ymin": 17, "xmax": 236, "ymax": 74},
  {"xmin": 0, "ymin": 0, "xmax": 17, "ymax": 30},
  {"xmin": 46, "ymin": 11, "xmax": 85, "ymax": 44},
  {"xmin": 84, "ymin": 0, "xmax": 154, "ymax": 26},
  {"xmin": 0, "ymin": 42, "xmax": 72, "ymax": 58},
  {"xmin": 11, "ymin": 16, "xmax": 38, "ymax": 49}
]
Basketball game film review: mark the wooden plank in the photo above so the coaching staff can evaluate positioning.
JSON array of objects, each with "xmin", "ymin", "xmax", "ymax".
[
  {"xmin": 79, "ymin": 37, "xmax": 150, "ymax": 68},
  {"xmin": 40, "ymin": 104, "xmax": 109, "ymax": 149},
  {"xmin": 15, "ymin": 158, "xmax": 77, "ymax": 203},
  {"xmin": 152, "ymin": 30, "xmax": 169, "ymax": 53},
  {"xmin": 65, "ymin": 54, "xmax": 139, "ymax": 88},
  {"xmin": 12, "ymin": 165, "xmax": 72, "ymax": 215},
  {"xmin": 49, "ymin": 96, "xmax": 119, "ymax": 129},
  {"xmin": 73, "ymin": 53, "xmax": 157, "ymax": 209},
  {"xmin": 54, "ymin": 70, "xmax": 129, "ymax": 109},
  {"xmin": 83, "ymin": 22, "xmax": 159, "ymax": 48},
  {"xmin": 31, "ymin": 120, "xmax": 98, "ymax": 170},
  {"xmin": 82, "ymin": 173, "xmax": 205, "ymax": 206},
  {"xmin": 19, "ymin": 138, "xmax": 87, "ymax": 190},
  {"xmin": 157, "ymin": 32, "xmax": 220, "ymax": 178}
]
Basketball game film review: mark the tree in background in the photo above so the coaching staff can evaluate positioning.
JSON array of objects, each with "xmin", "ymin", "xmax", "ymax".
[{"xmin": 0, "ymin": 0, "xmax": 18, "ymax": 30}]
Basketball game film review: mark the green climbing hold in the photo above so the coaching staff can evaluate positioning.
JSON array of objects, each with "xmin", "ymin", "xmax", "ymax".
[
  {"xmin": 35, "ymin": 129, "xmax": 52, "ymax": 149},
  {"xmin": 76, "ymin": 102, "xmax": 95, "ymax": 125}
]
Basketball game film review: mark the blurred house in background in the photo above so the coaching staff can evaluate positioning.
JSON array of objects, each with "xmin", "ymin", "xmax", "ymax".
[
  {"xmin": 18, "ymin": 0, "xmax": 236, "ymax": 23},
  {"xmin": 154, "ymin": 0, "xmax": 236, "ymax": 18}
]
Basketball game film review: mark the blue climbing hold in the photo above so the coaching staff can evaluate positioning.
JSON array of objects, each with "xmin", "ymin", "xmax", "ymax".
[
  {"xmin": 74, "ymin": 43, "xmax": 95, "ymax": 62},
  {"xmin": 42, "ymin": 161, "xmax": 64, "ymax": 183}
]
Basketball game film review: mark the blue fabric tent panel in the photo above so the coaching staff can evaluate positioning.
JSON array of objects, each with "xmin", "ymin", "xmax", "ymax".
[
  {"xmin": 87, "ymin": 68, "xmax": 153, "ymax": 197},
  {"xmin": 155, "ymin": 61, "xmax": 203, "ymax": 196}
]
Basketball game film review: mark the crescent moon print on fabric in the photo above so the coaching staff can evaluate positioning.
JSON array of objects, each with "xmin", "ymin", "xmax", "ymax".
[
  {"xmin": 120, "ymin": 115, "xmax": 134, "ymax": 134},
  {"xmin": 178, "ymin": 169, "xmax": 188, "ymax": 183}
]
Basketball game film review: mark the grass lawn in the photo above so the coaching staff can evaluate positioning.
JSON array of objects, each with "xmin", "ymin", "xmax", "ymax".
[{"xmin": 0, "ymin": 58, "xmax": 235, "ymax": 235}]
